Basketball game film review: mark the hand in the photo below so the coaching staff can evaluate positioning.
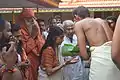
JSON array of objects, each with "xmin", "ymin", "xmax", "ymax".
[
  {"xmin": 9, "ymin": 36, "xmax": 17, "ymax": 43},
  {"xmin": 25, "ymin": 59, "xmax": 31, "ymax": 66},
  {"xmin": 64, "ymin": 58, "xmax": 79, "ymax": 66},
  {"xmin": 63, "ymin": 59, "xmax": 73, "ymax": 66},
  {"xmin": 31, "ymin": 26, "xmax": 38, "ymax": 39},
  {"xmin": 18, "ymin": 59, "xmax": 30, "ymax": 69},
  {"xmin": 1, "ymin": 42, "xmax": 17, "ymax": 68},
  {"xmin": 36, "ymin": 53, "xmax": 40, "ymax": 56},
  {"xmin": 2, "ymin": 41, "xmax": 16, "ymax": 55},
  {"xmin": 69, "ymin": 58, "xmax": 79, "ymax": 64}
]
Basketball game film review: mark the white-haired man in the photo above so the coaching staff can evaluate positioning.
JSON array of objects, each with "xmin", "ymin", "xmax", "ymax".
[{"xmin": 60, "ymin": 20, "xmax": 84, "ymax": 80}]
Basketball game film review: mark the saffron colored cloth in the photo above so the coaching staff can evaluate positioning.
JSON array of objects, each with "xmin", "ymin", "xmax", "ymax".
[
  {"xmin": 20, "ymin": 24, "xmax": 44, "ymax": 80},
  {"xmin": 38, "ymin": 47, "xmax": 62, "ymax": 80}
]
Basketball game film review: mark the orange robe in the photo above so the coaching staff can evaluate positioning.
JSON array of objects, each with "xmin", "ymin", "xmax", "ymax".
[
  {"xmin": 41, "ymin": 47, "xmax": 59, "ymax": 70},
  {"xmin": 40, "ymin": 47, "xmax": 63, "ymax": 80},
  {"xmin": 20, "ymin": 25, "xmax": 44, "ymax": 80}
]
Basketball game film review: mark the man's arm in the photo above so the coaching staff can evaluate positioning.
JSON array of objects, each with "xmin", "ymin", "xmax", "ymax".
[
  {"xmin": 74, "ymin": 22, "xmax": 89, "ymax": 60},
  {"xmin": 112, "ymin": 15, "xmax": 120, "ymax": 70}
]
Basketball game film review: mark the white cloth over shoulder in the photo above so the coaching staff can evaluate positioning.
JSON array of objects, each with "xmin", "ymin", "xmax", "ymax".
[
  {"xmin": 89, "ymin": 41, "xmax": 120, "ymax": 80},
  {"xmin": 60, "ymin": 35, "xmax": 85, "ymax": 80},
  {"xmin": 17, "ymin": 54, "xmax": 22, "ymax": 62}
]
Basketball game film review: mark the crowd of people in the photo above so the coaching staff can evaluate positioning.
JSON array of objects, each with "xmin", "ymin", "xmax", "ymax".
[{"xmin": 0, "ymin": 6, "xmax": 120, "ymax": 80}]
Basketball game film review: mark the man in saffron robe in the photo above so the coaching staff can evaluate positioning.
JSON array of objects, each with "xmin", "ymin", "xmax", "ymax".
[{"xmin": 17, "ymin": 8, "xmax": 45, "ymax": 80}]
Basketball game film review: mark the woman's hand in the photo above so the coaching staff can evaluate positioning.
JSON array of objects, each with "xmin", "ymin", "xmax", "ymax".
[{"xmin": 63, "ymin": 58, "xmax": 78, "ymax": 66}]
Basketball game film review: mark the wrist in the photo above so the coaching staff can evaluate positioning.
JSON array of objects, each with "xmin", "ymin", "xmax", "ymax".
[{"xmin": 62, "ymin": 62, "xmax": 66, "ymax": 67}]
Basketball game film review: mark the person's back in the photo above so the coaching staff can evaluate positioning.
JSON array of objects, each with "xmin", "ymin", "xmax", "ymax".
[
  {"xmin": 74, "ymin": 6, "xmax": 120, "ymax": 80},
  {"xmin": 78, "ymin": 18, "xmax": 108, "ymax": 46}
]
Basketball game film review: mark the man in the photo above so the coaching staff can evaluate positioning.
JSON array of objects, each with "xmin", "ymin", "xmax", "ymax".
[
  {"xmin": 36, "ymin": 19, "xmax": 48, "ymax": 39},
  {"xmin": 61, "ymin": 20, "xmax": 84, "ymax": 80},
  {"xmin": 11, "ymin": 23, "xmax": 27, "ymax": 61},
  {"xmin": 54, "ymin": 15, "xmax": 62, "ymax": 24},
  {"xmin": 0, "ymin": 19, "xmax": 22, "ymax": 80},
  {"xmin": 73, "ymin": 6, "xmax": 120, "ymax": 80},
  {"xmin": 17, "ymin": 8, "xmax": 45, "ymax": 80},
  {"xmin": 48, "ymin": 17, "xmax": 58, "ymax": 28},
  {"xmin": 36, "ymin": 19, "xmax": 46, "ymax": 33},
  {"xmin": 112, "ymin": 15, "xmax": 120, "ymax": 70},
  {"xmin": 106, "ymin": 16, "xmax": 117, "ymax": 32}
]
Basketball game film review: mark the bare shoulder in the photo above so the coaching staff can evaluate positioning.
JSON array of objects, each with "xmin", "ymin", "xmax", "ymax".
[
  {"xmin": 74, "ymin": 19, "xmax": 88, "ymax": 27},
  {"xmin": 75, "ymin": 21, "xmax": 82, "ymax": 26},
  {"xmin": 74, "ymin": 21, "xmax": 83, "ymax": 32},
  {"xmin": 95, "ymin": 18, "xmax": 107, "ymax": 24}
]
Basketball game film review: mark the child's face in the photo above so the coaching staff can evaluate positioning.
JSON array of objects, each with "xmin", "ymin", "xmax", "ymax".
[{"xmin": 13, "ymin": 30, "xmax": 22, "ymax": 43}]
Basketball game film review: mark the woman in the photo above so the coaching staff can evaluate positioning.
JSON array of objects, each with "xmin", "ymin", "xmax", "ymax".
[{"xmin": 38, "ymin": 27, "xmax": 71, "ymax": 80}]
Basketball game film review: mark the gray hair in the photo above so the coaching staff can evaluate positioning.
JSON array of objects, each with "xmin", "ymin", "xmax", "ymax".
[{"xmin": 63, "ymin": 20, "xmax": 74, "ymax": 29}]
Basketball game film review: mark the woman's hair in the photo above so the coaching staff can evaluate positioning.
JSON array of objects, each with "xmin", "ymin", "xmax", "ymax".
[
  {"xmin": 40, "ymin": 26, "xmax": 64, "ymax": 60},
  {"xmin": 11, "ymin": 23, "xmax": 20, "ymax": 33},
  {"xmin": 48, "ymin": 17, "xmax": 55, "ymax": 26},
  {"xmin": 36, "ymin": 19, "xmax": 44, "ymax": 23}
]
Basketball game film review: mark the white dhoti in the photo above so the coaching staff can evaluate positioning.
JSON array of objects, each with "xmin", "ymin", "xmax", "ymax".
[{"xmin": 89, "ymin": 41, "xmax": 120, "ymax": 80}]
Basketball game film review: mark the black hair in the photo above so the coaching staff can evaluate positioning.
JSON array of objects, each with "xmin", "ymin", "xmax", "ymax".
[
  {"xmin": 54, "ymin": 15, "xmax": 61, "ymax": 19},
  {"xmin": 48, "ymin": 17, "xmax": 56, "ymax": 26},
  {"xmin": 72, "ymin": 6, "xmax": 90, "ymax": 19},
  {"xmin": 54, "ymin": 15, "xmax": 62, "ymax": 21},
  {"xmin": 106, "ymin": 16, "xmax": 117, "ymax": 23},
  {"xmin": 10, "ymin": 23, "xmax": 22, "ymax": 54},
  {"xmin": 36, "ymin": 19, "xmax": 44, "ymax": 23},
  {"xmin": 40, "ymin": 27, "xmax": 64, "ymax": 60},
  {"xmin": 11, "ymin": 23, "xmax": 20, "ymax": 33}
]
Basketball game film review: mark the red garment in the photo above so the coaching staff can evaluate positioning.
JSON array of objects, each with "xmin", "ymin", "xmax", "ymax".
[
  {"xmin": 41, "ymin": 47, "xmax": 59, "ymax": 69},
  {"xmin": 20, "ymin": 24, "xmax": 44, "ymax": 80},
  {"xmin": 19, "ymin": 8, "xmax": 35, "ymax": 19},
  {"xmin": 18, "ymin": 8, "xmax": 44, "ymax": 80}
]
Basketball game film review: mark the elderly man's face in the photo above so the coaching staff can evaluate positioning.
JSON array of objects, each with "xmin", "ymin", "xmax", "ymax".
[
  {"xmin": 24, "ymin": 17, "xmax": 36, "ymax": 27},
  {"xmin": 24, "ymin": 17, "xmax": 39, "ymax": 38},
  {"xmin": 66, "ymin": 26, "xmax": 74, "ymax": 37}
]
